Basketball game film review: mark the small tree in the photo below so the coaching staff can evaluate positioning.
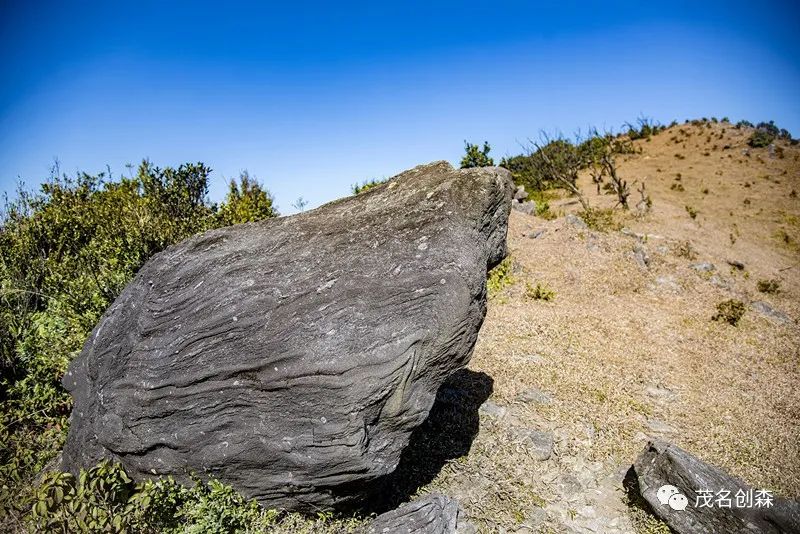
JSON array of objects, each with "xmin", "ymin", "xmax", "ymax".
[
  {"xmin": 460, "ymin": 141, "xmax": 494, "ymax": 168},
  {"xmin": 528, "ymin": 134, "xmax": 588, "ymax": 209},
  {"xmin": 216, "ymin": 171, "xmax": 278, "ymax": 225}
]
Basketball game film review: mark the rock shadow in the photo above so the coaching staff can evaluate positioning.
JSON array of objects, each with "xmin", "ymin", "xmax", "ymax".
[{"xmin": 358, "ymin": 368, "xmax": 493, "ymax": 514}]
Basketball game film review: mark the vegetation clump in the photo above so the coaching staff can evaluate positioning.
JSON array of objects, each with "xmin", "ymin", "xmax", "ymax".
[
  {"xmin": 525, "ymin": 282, "xmax": 555, "ymax": 301},
  {"xmin": 460, "ymin": 141, "xmax": 494, "ymax": 168},
  {"xmin": 487, "ymin": 256, "xmax": 515, "ymax": 297},
  {"xmin": 351, "ymin": 178, "xmax": 386, "ymax": 195},
  {"xmin": 756, "ymin": 279, "xmax": 781, "ymax": 294},
  {"xmin": 712, "ymin": 299, "xmax": 746, "ymax": 326},
  {"xmin": 0, "ymin": 161, "xmax": 277, "ymax": 528}
]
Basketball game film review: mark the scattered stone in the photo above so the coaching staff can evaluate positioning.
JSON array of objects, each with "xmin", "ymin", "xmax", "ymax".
[
  {"xmin": 633, "ymin": 439, "xmax": 800, "ymax": 534},
  {"xmin": 632, "ymin": 242, "xmax": 650, "ymax": 269},
  {"xmin": 709, "ymin": 274, "xmax": 732, "ymax": 289},
  {"xmin": 512, "ymin": 201, "xmax": 536, "ymax": 215},
  {"xmin": 60, "ymin": 161, "xmax": 514, "ymax": 511},
  {"xmin": 514, "ymin": 184, "xmax": 529, "ymax": 201},
  {"xmin": 646, "ymin": 419, "xmax": 678, "ymax": 434},
  {"xmin": 727, "ymin": 259, "xmax": 746, "ymax": 270},
  {"xmin": 528, "ymin": 229, "xmax": 546, "ymax": 239},
  {"xmin": 690, "ymin": 262, "xmax": 716, "ymax": 272},
  {"xmin": 654, "ymin": 275, "xmax": 681, "ymax": 293},
  {"xmin": 519, "ymin": 506, "xmax": 547, "ymax": 529},
  {"xmin": 367, "ymin": 493, "xmax": 475, "ymax": 534},
  {"xmin": 645, "ymin": 386, "xmax": 677, "ymax": 401},
  {"xmin": 510, "ymin": 428, "xmax": 554, "ymax": 461},
  {"xmin": 564, "ymin": 214, "xmax": 588, "ymax": 229},
  {"xmin": 750, "ymin": 301, "xmax": 791, "ymax": 324},
  {"xmin": 516, "ymin": 387, "xmax": 553, "ymax": 405},
  {"xmin": 556, "ymin": 473, "xmax": 583, "ymax": 501},
  {"xmin": 479, "ymin": 400, "xmax": 508, "ymax": 419}
]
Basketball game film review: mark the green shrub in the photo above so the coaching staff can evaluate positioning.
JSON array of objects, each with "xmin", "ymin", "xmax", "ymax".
[
  {"xmin": 460, "ymin": 141, "xmax": 494, "ymax": 168},
  {"xmin": 525, "ymin": 282, "xmax": 555, "ymax": 301},
  {"xmin": 0, "ymin": 161, "xmax": 277, "ymax": 522},
  {"xmin": 712, "ymin": 299, "xmax": 746, "ymax": 326},
  {"xmin": 351, "ymin": 178, "xmax": 386, "ymax": 195},
  {"xmin": 579, "ymin": 208, "xmax": 619, "ymax": 232},
  {"xmin": 748, "ymin": 129, "xmax": 775, "ymax": 148},
  {"xmin": 487, "ymin": 256, "xmax": 515, "ymax": 297},
  {"xmin": 26, "ymin": 461, "xmax": 279, "ymax": 533},
  {"xmin": 756, "ymin": 279, "xmax": 780, "ymax": 294}
]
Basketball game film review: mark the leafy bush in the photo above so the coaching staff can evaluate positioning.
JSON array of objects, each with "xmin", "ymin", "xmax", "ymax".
[
  {"xmin": 25, "ymin": 461, "xmax": 279, "ymax": 533},
  {"xmin": 525, "ymin": 282, "xmax": 555, "ymax": 301},
  {"xmin": 748, "ymin": 129, "xmax": 775, "ymax": 148},
  {"xmin": 487, "ymin": 256, "xmax": 515, "ymax": 297},
  {"xmin": 712, "ymin": 299, "xmax": 746, "ymax": 326},
  {"xmin": 0, "ymin": 161, "xmax": 277, "ymax": 525},
  {"xmin": 351, "ymin": 178, "xmax": 386, "ymax": 195},
  {"xmin": 460, "ymin": 141, "xmax": 494, "ymax": 168},
  {"xmin": 756, "ymin": 279, "xmax": 780, "ymax": 294},
  {"xmin": 215, "ymin": 171, "xmax": 278, "ymax": 225},
  {"xmin": 578, "ymin": 208, "xmax": 619, "ymax": 232}
]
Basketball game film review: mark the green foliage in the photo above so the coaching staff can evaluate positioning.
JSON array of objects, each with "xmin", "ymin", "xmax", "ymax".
[
  {"xmin": 26, "ymin": 461, "xmax": 279, "ymax": 533},
  {"xmin": 623, "ymin": 116, "xmax": 663, "ymax": 140},
  {"xmin": 351, "ymin": 178, "xmax": 386, "ymax": 195},
  {"xmin": 460, "ymin": 141, "xmax": 494, "ymax": 169},
  {"xmin": 748, "ymin": 129, "xmax": 775, "ymax": 148},
  {"xmin": 525, "ymin": 282, "xmax": 555, "ymax": 301},
  {"xmin": 487, "ymin": 257, "xmax": 515, "ymax": 297},
  {"xmin": 215, "ymin": 171, "xmax": 278, "ymax": 225},
  {"xmin": 0, "ymin": 161, "xmax": 277, "ymax": 523},
  {"xmin": 712, "ymin": 299, "xmax": 746, "ymax": 326},
  {"xmin": 756, "ymin": 279, "xmax": 780, "ymax": 294},
  {"xmin": 578, "ymin": 208, "xmax": 619, "ymax": 232}
]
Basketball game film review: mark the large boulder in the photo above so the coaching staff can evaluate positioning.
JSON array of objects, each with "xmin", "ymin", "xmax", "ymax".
[
  {"xmin": 634, "ymin": 440, "xmax": 800, "ymax": 533},
  {"xmin": 61, "ymin": 161, "xmax": 513, "ymax": 511}
]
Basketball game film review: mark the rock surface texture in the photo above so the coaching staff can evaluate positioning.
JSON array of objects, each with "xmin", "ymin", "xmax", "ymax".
[
  {"xmin": 366, "ymin": 493, "xmax": 474, "ymax": 534},
  {"xmin": 634, "ymin": 440, "xmax": 800, "ymax": 533},
  {"xmin": 61, "ymin": 161, "xmax": 513, "ymax": 511}
]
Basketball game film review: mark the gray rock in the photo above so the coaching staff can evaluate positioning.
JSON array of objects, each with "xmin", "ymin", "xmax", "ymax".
[
  {"xmin": 479, "ymin": 400, "xmax": 508, "ymax": 419},
  {"xmin": 645, "ymin": 386, "xmax": 677, "ymax": 401},
  {"xmin": 516, "ymin": 387, "xmax": 553, "ymax": 405},
  {"xmin": 634, "ymin": 439, "xmax": 800, "ymax": 534},
  {"xmin": 510, "ymin": 428, "xmax": 554, "ymax": 461},
  {"xmin": 512, "ymin": 201, "xmax": 536, "ymax": 215},
  {"xmin": 528, "ymin": 229, "xmax": 546, "ymax": 239},
  {"xmin": 709, "ymin": 274, "xmax": 732, "ymax": 289},
  {"xmin": 654, "ymin": 275, "xmax": 681, "ymax": 293},
  {"xmin": 750, "ymin": 301, "xmax": 791, "ymax": 324},
  {"xmin": 690, "ymin": 262, "xmax": 716, "ymax": 272},
  {"xmin": 727, "ymin": 259, "xmax": 746, "ymax": 270},
  {"xmin": 646, "ymin": 419, "xmax": 677, "ymax": 434},
  {"xmin": 367, "ymin": 493, "xmax": 474, "ymax": 534},
  {"xmin": 632, "ymin": 242, "xmax": 650, "ymax": 269},
  {"xmin": 564, "ymin": 214, "xmax": 588, "ymax": 229},
  {"xmin": 514, "ymin": 184, "xmax": 529, "ymax": 201},
  {"xmin": 60, "ymin": 161, "xmax": 514, "ymax": 511}
]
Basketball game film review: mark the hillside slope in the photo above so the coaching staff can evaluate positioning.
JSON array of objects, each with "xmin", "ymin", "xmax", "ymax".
[{"xmin": 416, "ymin": 121, "xmax": 799, "ymax": 532}]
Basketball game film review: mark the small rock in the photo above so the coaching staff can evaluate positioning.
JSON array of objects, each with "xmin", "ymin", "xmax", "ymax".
[
  {"xmin": 709, "ymin": 274, "xmax": 731, "ymax": 289},
  {"xmin": 512, "ymin": 201, "xmax": 536, "ymax": 215},
  {"xmin": 689, "ymin": 262, "xmax": 715, "ymax": 272},
  {"xmin": 632, "ymin": 242, "xmax": 649, "ymax": 269},
  {"xmin": 520, "ymin": 506, "xmax": 547, "ymax": 529},
  {"xmin": 727, "ymin": 259, "xmax": 745, "ymax": 270},
  {"xmin": 556, "ymin": 473, "xmax": 583, "ymax": 500},
  {"xmin": 645, "ymin": 386, "xmax": 677, "ymax": 401},
  {"xmin": 479, "ymin": 400, "xmax": 507, "ymax": 419},
  {"xmin": 646, "ymin": 419, "xmax": 677, "ymax": 434},
  {"xmin": 564, "ymin": 214, "xmax": 588, "ymax": 229},
  {"xmin": 367, "ymin": 493, "xmax": 474, "ymax": 534},
  {"xmin": 514, "ymin": 184, "xmax": 529, "ymax": 201},
  {"xmin": 516, "ymin": 388, "xmax": 553, "ymax": 405},
  {"xmin": 510, "ymin": 428, "xmax": 554, "ymax": 461},
  {"xmin": 750, "ymin": 301, "xmax": 791, "ymax": 324},
  {"xmin": 528, "ymin": 229, "xmax": 546, "ymax": 239},
  {"xmin": 654, "ymin": 275, "xmax": 681, "ymax": 293}
]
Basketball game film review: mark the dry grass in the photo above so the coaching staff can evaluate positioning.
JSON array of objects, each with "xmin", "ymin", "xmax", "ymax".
[{"xmin": 413, "ymin": 122, "xmax": 800, "ymax": 532}]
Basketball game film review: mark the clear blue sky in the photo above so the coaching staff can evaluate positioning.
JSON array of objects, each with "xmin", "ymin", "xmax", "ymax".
[{"xmin": 1, "ymin": 1, "xmax": 798, "ymax": 213}]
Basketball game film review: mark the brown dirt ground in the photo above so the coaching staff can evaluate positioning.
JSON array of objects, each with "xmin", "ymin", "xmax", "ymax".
[{"xmin": 414, "ymin": 121, "xmax": 800, "ymax": 532}]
